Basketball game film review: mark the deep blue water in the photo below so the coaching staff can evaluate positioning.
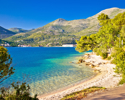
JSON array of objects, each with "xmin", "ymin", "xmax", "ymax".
[{"xmin": 2, "ymin": 47, "xmax": 94, "ymax": 96}]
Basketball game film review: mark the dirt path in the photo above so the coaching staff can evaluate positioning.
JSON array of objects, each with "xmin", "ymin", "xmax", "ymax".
[{"xmin": 82, "ymin": 84, "xmax": 125, "ymax": 100}]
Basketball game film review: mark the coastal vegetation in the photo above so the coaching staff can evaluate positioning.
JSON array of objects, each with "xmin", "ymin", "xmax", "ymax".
[
  {"xmin": 61, "ymin": 87, "xmax": 106, "ymax": 100},
  {"xmin": 0, "ymin": 46, "xmax": 38, "ymax": 100},
  {"xmin": 76, "ymin": 12, "xmax": 125, "ymax": 84},
  {"xmin": 61, "ymin": 11, "xmax": 125, "ymax": 100}
]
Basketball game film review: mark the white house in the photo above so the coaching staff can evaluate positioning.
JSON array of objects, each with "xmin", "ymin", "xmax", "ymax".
[{"xmin": 62, "ymin": 44, "xmax": 74, "ymax": 47}]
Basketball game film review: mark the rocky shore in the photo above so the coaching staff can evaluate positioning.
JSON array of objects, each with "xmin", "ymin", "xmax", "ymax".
[{"xmin": 38, "ymin": 53, "xmax": 121, "ymax": 100}]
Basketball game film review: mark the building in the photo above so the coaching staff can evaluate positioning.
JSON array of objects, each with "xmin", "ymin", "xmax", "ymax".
[
  {"xmin": 18, "ymin": 44, "xmax": 31, "ymax": 47},
  {"xmin": 0, "ymin": 42, "xmax": 10, "ymax": 47},
  {"xmin": 62, "ymin": 44, "xmax": 75, "ymax": 47}
]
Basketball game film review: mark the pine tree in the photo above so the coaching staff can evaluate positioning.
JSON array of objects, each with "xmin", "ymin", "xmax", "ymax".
[{"xmin": 0, "ymin": 46, "xmax": 14, "ymax": 83}]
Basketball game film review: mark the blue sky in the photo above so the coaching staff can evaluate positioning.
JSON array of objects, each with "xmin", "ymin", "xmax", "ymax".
[{"xmin": 0, "ymin": 0, "xmax": 125, "ymax": 29}]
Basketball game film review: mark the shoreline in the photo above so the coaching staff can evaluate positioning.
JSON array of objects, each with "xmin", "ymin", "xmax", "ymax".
[
  {"xmin": 38, "ymin": 53, "xmax": 121, "ymax": 100},
  {"xmin": 37, "ymin": 74, "xmax": 97, "ymax": 99}
]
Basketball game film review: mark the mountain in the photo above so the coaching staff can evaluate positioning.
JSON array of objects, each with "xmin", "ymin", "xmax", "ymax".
[
  {"xmin": 0, "ymin": 26, "xmax": 16, "ymax": 39},
  {"xmin": 8, "ymin": 28, "xmax": 33, "ymax": 33},
  {"xmin": 4, "ymin": 7, "xmax": 125, "ymax": 46}
]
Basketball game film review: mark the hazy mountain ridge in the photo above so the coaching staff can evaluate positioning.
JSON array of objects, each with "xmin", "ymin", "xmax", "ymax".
[
  {"xmin": 8, "ymin": 28, "xmax": 32, "ymax": 33},
  {"xmin": 4, "ymin": 7, "xmax": 125, "ymax": 46},
  {"xmin": 0, "ymin": 26, "xmax": 16, "ymax": 39}
]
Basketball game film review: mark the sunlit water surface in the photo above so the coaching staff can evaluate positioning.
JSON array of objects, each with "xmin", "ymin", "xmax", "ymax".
[{"xmin": 2, "ymin": 47, "xmax": 94, "ymax": 96}]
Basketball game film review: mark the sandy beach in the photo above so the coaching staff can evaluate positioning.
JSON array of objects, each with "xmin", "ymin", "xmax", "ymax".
[{"xmin": 38, "ymin": 53, "xmax": 121, "ymax": 100}]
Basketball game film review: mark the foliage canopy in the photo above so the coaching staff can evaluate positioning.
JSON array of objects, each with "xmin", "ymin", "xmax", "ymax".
[{"xmin": 76, "ymin": 12, "xmax": 125, "ymax": 84}]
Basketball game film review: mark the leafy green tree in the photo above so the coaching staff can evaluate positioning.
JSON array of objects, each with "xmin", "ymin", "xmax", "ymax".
[
  {"xmin": 98, "ymin": 13, "xmax": 110, "ymax": 26},
  {"xmin": 75, "ymin": 36, "xmax": 90, "ymax": 52},
  {"xmin": 75, "ymin": 35, "xmax": 97, "ymax": 53},
  {"xmin": 96, "ymin": 24, "xmax": 118, "ymax": 52},
  {"xmin": 10, "ymin": 43, "xmax": 18, "ymax": 47},
  {"xmin": 89, "ymin": 34, "xmax": 98, "ymax": 51},
  {"xmin": 118, "ymin": 25, "xmax": 125, "ymax": 48},
  {"xmin": 0, "ymin": 46, "xmax": 14, "ymax": 83},
  {"xmin": 111, "ymin": 47, "xmax": 125, "ymax": 84},
  {"xmin": 76, "ymin": 12, "xmax": 125, "ymax": 84},
  {"xmin": 112, "ymin": 12, "xmax": 125, "ymax": 29},
  {"xmin": 98, "ymin": 13, "xmax": 109, "ymax": 20}
]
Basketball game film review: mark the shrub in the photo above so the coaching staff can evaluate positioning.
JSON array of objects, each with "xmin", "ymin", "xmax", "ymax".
[
  {"xmin": 107, "ymin": 56, "xmax": 111, "ymax": 60},
  {"xmin": 61, "ymin": 87, "xmax": 106, "ymax": 100},
  {"xmin": 119, "ymin": 75, "xmax": 125, "ymax": 84},
  {"xmin": 100, "ymin": 52, "xmax": 108, "ymax": 59},
  {"xmin": 0, "ymin": 82, "xmax": 39, "ymax": 100},
  {"xmin": 95, "ymin": 48, "xmax": 102, "ymax": 55},
  {"xmin": 93, "ymin": 48, "xmax": 97, "ymax": 52}
]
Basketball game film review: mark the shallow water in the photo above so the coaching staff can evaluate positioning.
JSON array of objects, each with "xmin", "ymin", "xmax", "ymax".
[{"xmin": 2, "ymin": 47, "xmax": 94, "ymax": 96}]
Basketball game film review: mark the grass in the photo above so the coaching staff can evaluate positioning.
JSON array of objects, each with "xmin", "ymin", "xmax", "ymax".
[{"xmin": 61, "ymin": 86, "xmax": 106, "ymax": 100}]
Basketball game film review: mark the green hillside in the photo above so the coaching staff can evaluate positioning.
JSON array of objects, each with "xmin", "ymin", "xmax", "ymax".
[{"xmin": 4, "ymin": 7, "xmax": 125, "ymax": 47}]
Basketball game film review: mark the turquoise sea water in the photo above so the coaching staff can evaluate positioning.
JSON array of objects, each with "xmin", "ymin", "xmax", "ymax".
[{"xmin": 2, "ymin": 47, "xmax": 94, "ymax": 96}]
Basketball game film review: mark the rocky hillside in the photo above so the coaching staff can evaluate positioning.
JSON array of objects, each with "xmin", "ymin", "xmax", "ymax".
[
  {"xmin": 4, "ymin": 7, "xmax": 125, "ymax": 46},
  {"xmin": 0, "ymin": 26, "xmax": 16, "ymax": 39}
]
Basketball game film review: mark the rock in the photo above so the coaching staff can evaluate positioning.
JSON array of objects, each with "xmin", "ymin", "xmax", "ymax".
[
  {"xmin": 77, "ymin": 59, "xmax": 85, "ymax": 64},
  {"xmin": 85, "ymin": 62, "xmax": 91, "ymax": 66},
  {"xmin": 79, "ymin": 59, "xmax": 83, "ymax": 63},
  {"xmin": 92, "ymin": 61, "xmax": 95, "ymax": 63},
  {"xmin": 91, "ymin": 64, "xmax": 95, "ymax": 68},
  {"xmin": 84, "ymin": 53, "xmax": 91, "ymax": 59},
  {"xmin": 102, "ymin": 62, "xmax": 105, "ymax": 64},
  {"xmin": 76, "ymin": 62, "xmax": 80, "ymax": 64},
  {"xmin": 98, "ymin": 62, "xmax": 102, "ymax": 65},
  {"xmin": 94, "ymin": 69, "xmax": 101, "ymax": 73},
  {"xmin": 85, "ymin": 53, "xmax": 90, "ymax": 56},
  {"xmin": 95, "ymin": 65, "xmax": 99, "ymax": 67}
]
